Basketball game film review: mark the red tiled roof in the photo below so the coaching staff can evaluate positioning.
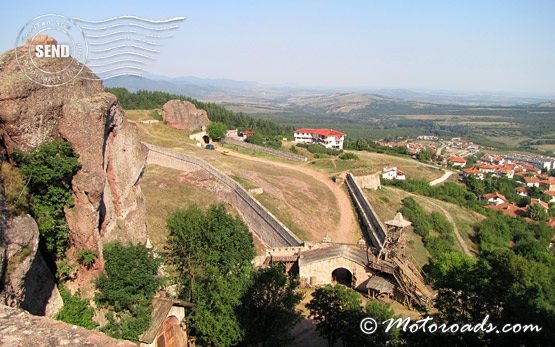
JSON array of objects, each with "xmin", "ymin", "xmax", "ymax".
[
  {"xmin": 463, "ymin": 167, "xmax": 481, "ymax": 174},
  {"xmin": 295, "ymin": 128, "xmax": 345, "ymax": 136},
  {"xmin": 478, "ymin": 163, "xmax": 497, "ymax": 170},
  {"xmin": 448, "ymin": 155, "xmax": 467, "ymax": 163},
  {"xmin": 486, "ymin": 202, "xmax": 527, "ymax": 218},
  {"xmin": 531, "ymin": 198, "xmax": 549, "ymax": 210},
  {"xmin": 524, "ymin": 177, "xmax": 541, "ymax": 183},
  {"xmin": 515, "ymin": 186, "xmax": 527, "ymax": 193},
  {"xmin": 544, "ymin": 191, "xmax": 555, "ymax": 197},
  {"xmin": 483, "ymin": 192, "xmax": 507, "ymax": 201}
]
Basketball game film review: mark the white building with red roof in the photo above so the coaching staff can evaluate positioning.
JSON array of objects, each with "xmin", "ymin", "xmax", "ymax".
[
  {"xmin": 483, "ymin": 192, "xmax": 508, "ymax": 206},
  {"xmin": 294, "ymin": 128, "xmax": 346, "ymax": 149},
  {"xmin": 447, "ymin": 155, "xmax": 467, "ymax": 167}
]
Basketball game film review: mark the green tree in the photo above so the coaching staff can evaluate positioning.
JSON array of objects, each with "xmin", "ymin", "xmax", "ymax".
[
  {"xmin": 165, "ymin": 204, "xmax": 255, "ymax": 346},
  {"xmin": 307, "ymin": 285, "xmax": 362, "ymax": 346},
  {"xmin": 528, "ymin": 203, "xmax": 548, "ymax": 221},
  {"xmin": 95, "ymin": 243, "xmax": 160, "ymax": 342},
  {"xmin": 417, "ymin": 149, "xmax": 432, "ymax": 162},
  {"xmin": 206, "ymin": 121, "xmax": 228, "ymax": 140},
  {"xmin": 238, "ymin": 263, "xmax": 303, "ymax": 346},
  {"xmin": 13, "ymin": 140, "xmax": 80, "ymax": 259},
  {"xmin": 96, "ymin": 243, "xmax": 160, "ymax": 311}
]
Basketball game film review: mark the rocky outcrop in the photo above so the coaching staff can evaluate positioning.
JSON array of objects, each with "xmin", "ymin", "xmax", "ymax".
[
  {"xmin": 0, "ymin": 304, "xmax": 137, "ymax": 347},
  {"xmin": 0, "ymin": 215, "xmax": 62, "ymax": 318},
  {"xmin": 161, "ymin": 99, "xmax": 210, "ymax": 131},
  {"xmin": 0, "ymin": 43, "xmax": 147, "ymax": 299}
]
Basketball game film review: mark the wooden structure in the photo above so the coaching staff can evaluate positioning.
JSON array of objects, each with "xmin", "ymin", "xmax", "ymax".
[
  {"xmin": 345, "ymin": 172, "xmax": 435, "ymax": 308},
  {"xmin": 366, "ymin": 275, "xmax": 396, "ymax": 302},
  {"xmin": 140, "ymin": 298, "xmax": 194, "ymax": 347}
]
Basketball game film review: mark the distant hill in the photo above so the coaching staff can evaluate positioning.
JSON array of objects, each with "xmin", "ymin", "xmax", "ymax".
[{"xmin": 105, "ymin": 75, "xmax": 555, "ymax": 110}]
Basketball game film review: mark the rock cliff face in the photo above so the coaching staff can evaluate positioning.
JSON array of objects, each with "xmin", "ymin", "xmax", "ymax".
[
  {"xmin": 161, "ymin": 99, "xmax": 210, "ymax": 131},
  {"xmin": 0, "ymin": 304, "xmax": 137, "ymax": 347},
  {"xmin": 0, "ymin": 44, "xmax": 147, "ymax": 305}
]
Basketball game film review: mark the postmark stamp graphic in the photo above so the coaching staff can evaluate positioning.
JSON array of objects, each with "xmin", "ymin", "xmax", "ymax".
[{"xmin": 15, "ymin": 14, "xmax": 88, "ymax": 87}]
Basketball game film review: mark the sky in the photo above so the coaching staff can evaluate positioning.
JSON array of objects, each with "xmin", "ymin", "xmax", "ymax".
[{"xmin": 1, "ymin": 0, "xmax": 554, "ymax": 96}]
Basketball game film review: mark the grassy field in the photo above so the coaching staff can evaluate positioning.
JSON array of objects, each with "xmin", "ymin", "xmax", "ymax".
[
  {"xmin": 364, "ymin": 186, "xmax": 482, "ymax": 267},
  {"xmin": 141, "ymin": 164, "xmax": 265, "ymax": 253}
]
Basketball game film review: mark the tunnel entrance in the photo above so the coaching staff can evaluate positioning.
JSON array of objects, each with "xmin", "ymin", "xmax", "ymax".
[
  {"xmin": 332, "ymin": 267, "xmax": 353, "ymax": 287},
  {"xmin": 202, "ymin": 135, "xmax": 210, "ymax": 144}
]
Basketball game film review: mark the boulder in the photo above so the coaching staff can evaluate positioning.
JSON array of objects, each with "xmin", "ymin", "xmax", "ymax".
[
  {"xmin": 0, "ymin": 215, "xmax": 62, "ymax": 318},
  {"xmin": 161, "ymin": 99, "xmax": 210, "ymax": 131}
]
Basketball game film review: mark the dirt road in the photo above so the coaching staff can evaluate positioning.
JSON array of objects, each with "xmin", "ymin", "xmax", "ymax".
[{"xmin": 429, "ymin": 170, "xmax": 455, "ymax": 186}]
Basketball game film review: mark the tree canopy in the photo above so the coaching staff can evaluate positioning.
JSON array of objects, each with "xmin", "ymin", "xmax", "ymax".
[
  {"xmin": 13, "ymin": 140, "xmax": 80, "ymax": 259},
  {"xmin": 95, "ymin": 243, "xmax": 161, "ymax": 342},
  {"xmin": 238, "ymin": 263, "xmax": 303, "ymax": 346},
  {"xmin": 165, "ymin": 204, "xmax": 255, "ymax": 346}
]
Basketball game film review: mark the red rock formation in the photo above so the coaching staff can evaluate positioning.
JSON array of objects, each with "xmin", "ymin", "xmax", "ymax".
[
  {"xmin": 0, "ymin": 45, "xmax": 147, "ymax": 297},
  {"xmin": 0, "ymin": 304, "xmax": 137, "ymax": 346},
  {"xmin": 161, "ymin": 99, "xmax": 210, "ymax": 131}
]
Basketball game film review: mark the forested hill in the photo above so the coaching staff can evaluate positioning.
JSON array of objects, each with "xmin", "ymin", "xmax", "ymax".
[{"xmin": 106, "ymin": 88, "xmax": 294, "ymax": 137}]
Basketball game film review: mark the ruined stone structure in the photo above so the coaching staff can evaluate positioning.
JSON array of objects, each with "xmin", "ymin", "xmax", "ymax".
[{"xmin": 354, "ymin": 172, "xmax": 381, "ymax": 190}]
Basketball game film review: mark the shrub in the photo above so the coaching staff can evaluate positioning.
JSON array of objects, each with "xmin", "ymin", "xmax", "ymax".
[
  {"xmin": 339, "ymin": 152, "xmax": 359, "ymax": 160},
  {"xmin": 76, "ymin": 249, "xmax": 98, "ymax": 269},
  {"xmin": 12, "ymin": 140, "xmax": 80, "ymax": 259},
  {"xmin": 306, "ymin": 144, "xmax": 342, "ymax": 156},
  {"xmin": 56, "ymin": 259, "xmax": 77, "ymax": 281},
  {"xmin": 56, "ymin": 289, "xmax": 97, "ymax": 329},
  {"xmin": 0, "ymin": 162, "xmax": 29, "ymax": 215},
  {"xmin": 148, "ymin": 110, "xmax": 163, "ymax": 121}
]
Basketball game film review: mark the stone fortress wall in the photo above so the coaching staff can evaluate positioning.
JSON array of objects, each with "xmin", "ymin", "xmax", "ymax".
[
  {"xmin": 143, "ymin": 143, "xmax": 303, "ymax": 248},
  {"xmin": 222, "ymin": 136, "xmax": 308, "ymax": 162}
]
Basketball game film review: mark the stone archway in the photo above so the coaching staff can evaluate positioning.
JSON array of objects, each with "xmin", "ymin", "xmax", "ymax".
[
  {"xmin": 202, "ymin": 135, "xmax": 210, "ymax": 144},
  {"xmin": 332, "ymin": 267, "xmax": 353, "ymax": 287}
]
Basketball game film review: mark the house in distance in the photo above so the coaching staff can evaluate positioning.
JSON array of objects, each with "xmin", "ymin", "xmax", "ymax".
[{"xmin": 293, "ymin": 128, "xmax": 346, "ymax": 149}]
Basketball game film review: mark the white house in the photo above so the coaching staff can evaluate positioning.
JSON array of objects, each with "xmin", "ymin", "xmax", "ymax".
[
  {"xmin": 483, "ymin": 192, "xmax": 507, "ymax": 206},
  {"xmin": 381, "ymin": 167, "xmax": 406, "ymax": 181},
  {"xmin": 294, "ymin": 128, "xmax": 346, "ymax": 150},
  {"xmin": 447, "ymin": 155, "xmax": 467, "ymax": 168}
]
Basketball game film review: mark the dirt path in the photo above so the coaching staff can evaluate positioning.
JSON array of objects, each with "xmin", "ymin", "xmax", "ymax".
[
  {"xmin": 406, "ymin": 192, "xmax": 473, "ymax": 256},
  {"xmin": 216, "ymin": 148, "xmax": 359, "ymax": 244},
  {"xmin": 429, "ymin": 170, "xmax": 455, "ymax": 186}
]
